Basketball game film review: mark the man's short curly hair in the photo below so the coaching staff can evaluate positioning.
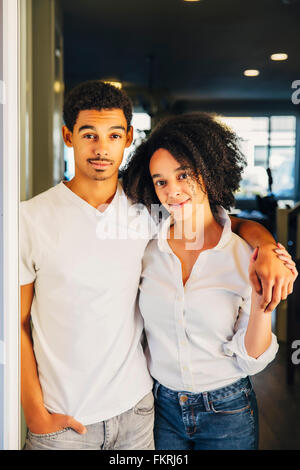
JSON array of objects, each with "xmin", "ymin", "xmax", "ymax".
[
  {"xmin": 122, "ymin": 112, "xmax": 246, "ymax": 215},
  {"xmin": 63, "ymin": 80, "xmax": 133, "ymax": 131}
]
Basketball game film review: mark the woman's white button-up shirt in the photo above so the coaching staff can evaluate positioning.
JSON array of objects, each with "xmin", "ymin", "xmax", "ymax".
[{"xmin": 139, "ymin": 207, "xmax": 279, "ymax": 393}]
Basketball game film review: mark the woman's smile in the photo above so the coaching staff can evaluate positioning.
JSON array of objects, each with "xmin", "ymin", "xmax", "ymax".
[{"xmin": 167, "ymin": 198, "xmax": 191, "ymax": 209}]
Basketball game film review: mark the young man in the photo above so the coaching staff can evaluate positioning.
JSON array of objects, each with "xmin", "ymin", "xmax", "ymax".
[{"xmin": 20, "ymin": 81, "xmax": 296, "ymax": 450}]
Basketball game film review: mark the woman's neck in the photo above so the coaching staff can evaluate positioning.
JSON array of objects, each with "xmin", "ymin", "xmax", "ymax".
[{"xmin": 170, "ymin": 203, "xmax": 223, "ymax": 250}]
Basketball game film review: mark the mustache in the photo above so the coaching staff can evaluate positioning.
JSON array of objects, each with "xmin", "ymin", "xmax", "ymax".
[{"xmin": 87, "ymin": 157, "xmax": 114, "ymax": 164}]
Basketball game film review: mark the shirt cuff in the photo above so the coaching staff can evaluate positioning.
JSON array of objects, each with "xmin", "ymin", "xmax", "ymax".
[{"xmin": 222, "ymin": 328, "xmax": 279, "ymax": 375}]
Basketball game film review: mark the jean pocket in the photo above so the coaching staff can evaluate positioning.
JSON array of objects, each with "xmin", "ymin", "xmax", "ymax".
[
  {"xmin": 134, "ymin": 392, "xmax": 154, "ymax": 416},
  {"xmin": 28, "ymin": 428, "xmax": 71, "ymax": 438},
  {"xmin": 210, "ymin": 390, "xmax": 251, "ymax": 414}
]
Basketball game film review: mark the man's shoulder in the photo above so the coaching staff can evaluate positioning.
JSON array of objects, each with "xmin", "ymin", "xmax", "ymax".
[{"xmin": 20, "ymin": 184, "xmax": 63, "ymax": 217}]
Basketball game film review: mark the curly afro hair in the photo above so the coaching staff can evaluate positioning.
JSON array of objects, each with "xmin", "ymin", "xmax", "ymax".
[
  {"xmin": 63, "ymin": 80, "xmax": 133, "ymax": 132},
  {"xmin": 122, "ymin": 112, "xmax": 246, "ymax": 215}
]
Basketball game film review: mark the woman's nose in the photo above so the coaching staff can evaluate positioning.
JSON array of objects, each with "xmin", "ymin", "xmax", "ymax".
[{"xmin": 167, "ymin": 183, "xmax": 181, "ymax": 198}]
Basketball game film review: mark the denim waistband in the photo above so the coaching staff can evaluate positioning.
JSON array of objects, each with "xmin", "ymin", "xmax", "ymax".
[{"xmin": 153, "ymin": 377, "xmax": 252, "ymax": 404}]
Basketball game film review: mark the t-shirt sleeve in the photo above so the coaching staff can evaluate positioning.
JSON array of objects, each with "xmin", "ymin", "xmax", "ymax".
[
  {"xmin": 19, "ymin": 204, "xmax": 37, "ymax": 285},
  {"xmin": 222, "ymin": 294, "xmax": 279, "ymax": 376}
]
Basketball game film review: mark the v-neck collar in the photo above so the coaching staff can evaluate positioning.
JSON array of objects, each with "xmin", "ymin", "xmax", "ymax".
[{"xmin": 59, "ymin": 180, "xmax": 126, "ymax": 218}]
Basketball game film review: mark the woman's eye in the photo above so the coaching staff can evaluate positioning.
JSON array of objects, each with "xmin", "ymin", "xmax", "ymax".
[
  {"xmin": 155, "ymin": 180, "xmax": 166, "ymax": 187},
  {"xmin": 178, "ymin": 173, "xmax": 188, "ymax": 180}
]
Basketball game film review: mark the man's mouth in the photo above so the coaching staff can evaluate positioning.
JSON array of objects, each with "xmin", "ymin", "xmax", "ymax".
[{"xmin": 88, "ymin": 159, "xmax": 113, "ymax": 169}]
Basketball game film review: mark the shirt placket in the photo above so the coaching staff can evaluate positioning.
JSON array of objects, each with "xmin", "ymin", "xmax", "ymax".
[{"xmin": 172, "ymin": 256, "xmax": 194, "ymax": 392}]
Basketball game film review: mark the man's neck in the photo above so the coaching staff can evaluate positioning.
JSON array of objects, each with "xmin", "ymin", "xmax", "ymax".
[{"xmin": 64, "ymin": 175, "xmax": 118, "ymax": 209}]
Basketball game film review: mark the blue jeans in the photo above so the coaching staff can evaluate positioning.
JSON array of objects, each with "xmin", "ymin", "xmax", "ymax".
[
  {"xmin": 24, "ymin": 392, "xmax": 154, "ymax": 450},
  {"xmin": 153, "ymin": 377, "xmax": 258, "ymax": 450}
]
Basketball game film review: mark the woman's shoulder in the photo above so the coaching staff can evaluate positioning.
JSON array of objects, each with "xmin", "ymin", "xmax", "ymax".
[{"xmin": 229, "ymin": 232, "xmax": 253, "ymax": 270}]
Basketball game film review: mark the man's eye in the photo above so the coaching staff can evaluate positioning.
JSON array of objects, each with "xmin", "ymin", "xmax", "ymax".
[
  {"xmin": 111, "ymin": 134, "xmax": 122, "ymax": 139},
  {"xmin": 155, "ymin": 180, "xmax": 166, "ymax": 187},
  {"xmin": 84, "ymin": 134, "xmax": 96, "ymax": 140}
]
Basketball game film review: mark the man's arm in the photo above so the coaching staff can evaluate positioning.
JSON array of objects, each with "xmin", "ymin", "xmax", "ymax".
[
  {"xmin": 230, "ymin": 216, "xmax": 298, "ymax": 313},
  {"xmin": 230, "ymin": 216, "xmax": 275, "ymax": 248},
  {"xmin": 21, "ymin": 283, "xmax": 86, "ymax": 435},
  {"xmin": 244, "ymin": 248, "xmax": 272, "ymax": 358}
]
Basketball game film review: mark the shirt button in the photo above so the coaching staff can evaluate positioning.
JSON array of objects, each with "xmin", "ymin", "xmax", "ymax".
[{"xmin": 180, "ymin": 395, "xmax": 188, "ymax": 403}]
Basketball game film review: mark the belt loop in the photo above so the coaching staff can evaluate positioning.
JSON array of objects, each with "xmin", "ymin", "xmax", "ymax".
[
  {"xmin": 202, "ymin": 391, "xmax": 211, "ymax": 411},
  {"xmin": 153, "ymin": 381, "xmax": 160, "ymax": 400}
]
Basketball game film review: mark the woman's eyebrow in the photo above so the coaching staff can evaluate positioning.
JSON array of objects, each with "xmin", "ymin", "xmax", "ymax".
[
  {"xmin": 151, "ymin": 173, "xmax": 163, "ymax": 179},
  {"xmin": 151, "ymin": 165, "xmax": 189, "ymax": 179},
  {"xmin": 175, "ymin": 165, "xmax": 189, "ymax": 171}
]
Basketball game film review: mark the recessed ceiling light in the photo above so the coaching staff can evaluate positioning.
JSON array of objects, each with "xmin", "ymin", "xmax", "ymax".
[
  {"xmin": 243, "ymin": 69, "xmax": 260, "ymax": 77},
  {"xmin": 271, "ymin": 53, "xmax": 288, "ymax": 61},
  {"xmin": 103, "ymin": 80, "xmax": 122, "ymax": 89},
  {"xmin": 183, "ymin": 1, "xmax": 201, "ymax": 2}
]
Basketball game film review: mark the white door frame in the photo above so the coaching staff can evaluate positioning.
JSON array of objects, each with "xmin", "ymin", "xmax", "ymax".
[{"xmin": 2, "ymin": 0, "xmax": 20, "ymax": 450}]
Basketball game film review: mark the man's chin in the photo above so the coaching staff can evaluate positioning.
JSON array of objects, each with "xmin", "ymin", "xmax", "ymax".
[
  {"xmin": 89, "ymin": 169, "xmax": 117, "ymax": 182},
  {"xmin": 92, "ymin": 175, "xmax": 111, "ymax": 181}
]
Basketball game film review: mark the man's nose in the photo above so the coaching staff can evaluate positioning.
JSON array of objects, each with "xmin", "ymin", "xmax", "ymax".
[{"xmin": 95, "ymin": 141, "xmax": 109, "ymax": 157}]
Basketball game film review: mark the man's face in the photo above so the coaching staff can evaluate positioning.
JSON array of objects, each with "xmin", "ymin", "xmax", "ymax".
[{"xmin": 62, "ymin": 109, "xmax": 133, "ymax": 181}]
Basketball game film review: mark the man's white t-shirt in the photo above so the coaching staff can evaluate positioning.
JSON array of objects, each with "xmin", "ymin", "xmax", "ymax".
[{"xmin": 20, "ymin": 181, "xmax": 154, "ymax": 425}]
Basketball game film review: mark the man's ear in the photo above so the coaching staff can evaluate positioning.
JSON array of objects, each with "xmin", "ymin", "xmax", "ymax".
[
  {"xmin": 125, "ymin": 126, "xmax": 134, "ymax": 148},
  {"xmin": 62, "ymin": 125, "xmax": 73, "ymax": 147}
]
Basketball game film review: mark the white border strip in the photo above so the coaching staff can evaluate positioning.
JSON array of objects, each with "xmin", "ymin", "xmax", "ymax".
[
  {"xmin": 3, "ymin": 0, "xmax": 20, "ymax": 450},
  {"xmin": 0, "ymin": 340, "xmax": 5, "ymax": 365},
  {"xmin": 0, "ymin": 80, "xmax": 5, "ymax": 105}
]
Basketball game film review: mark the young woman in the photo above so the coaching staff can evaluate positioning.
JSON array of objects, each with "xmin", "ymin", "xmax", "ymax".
[{"xmin": 123, "ymin": 113, "xmax": 297, "ymax": 450}]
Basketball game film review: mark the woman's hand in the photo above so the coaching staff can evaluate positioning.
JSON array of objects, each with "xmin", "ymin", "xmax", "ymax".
[{"xmin": 248, "ymin": 243, "xmax": 298, "ymax": 313}]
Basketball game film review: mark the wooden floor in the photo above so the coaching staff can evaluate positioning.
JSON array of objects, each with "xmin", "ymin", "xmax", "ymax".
[{"xmin": 251, "ymin": 341, "xmax": 300, "ymax": 450}]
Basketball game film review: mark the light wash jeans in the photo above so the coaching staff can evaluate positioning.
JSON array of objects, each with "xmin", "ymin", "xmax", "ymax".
[
  {"xmin": 24, "ymin": 392, "xmax": 154, "ymax": 450},
  {"xmin": 153, "ymin": 377, "xmax": 259, "ymax": 450}
]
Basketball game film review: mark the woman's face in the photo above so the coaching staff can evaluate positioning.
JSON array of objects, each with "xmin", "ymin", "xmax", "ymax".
[{"xmin": 149, "ymin": 148, "xmax": 207, "ymax": 221}]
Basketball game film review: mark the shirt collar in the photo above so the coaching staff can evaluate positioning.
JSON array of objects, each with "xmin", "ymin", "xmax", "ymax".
[{"xmin": 60, "ymin": 180, "xmax": 126, "ymax": 217}]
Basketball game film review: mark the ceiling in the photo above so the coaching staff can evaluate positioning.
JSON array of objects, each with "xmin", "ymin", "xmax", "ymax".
[{"xmin": 61, "ymin": 0, "xmax": 300, "ymax": 113}]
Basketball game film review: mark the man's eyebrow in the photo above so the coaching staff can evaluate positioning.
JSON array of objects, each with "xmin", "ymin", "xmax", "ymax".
[
  {"xmin": 78, "ymin": 125, "xmax": 96, "ymax": 132},
  {"xmin": 109, "ymin": 125, "xmax": 126, "ymax": 131},
  {"xmin": 78, "ymin": 125, "xmax": 127, "ymax": 133},
  {"xmin": 151, "ymin": 165, "xmax": 189, "ymax": 179}
]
